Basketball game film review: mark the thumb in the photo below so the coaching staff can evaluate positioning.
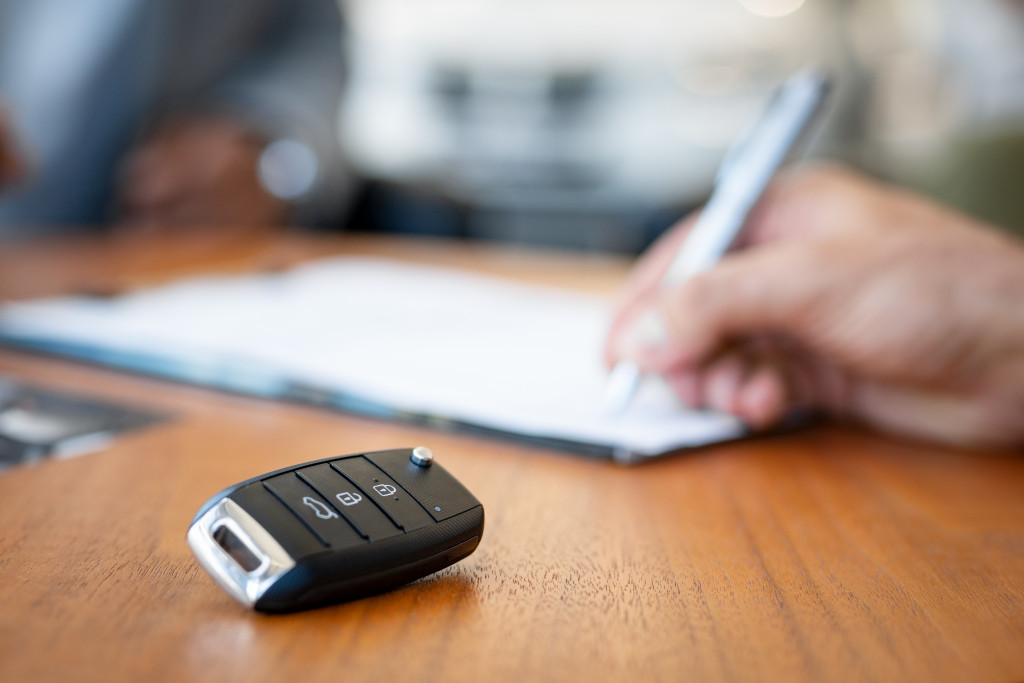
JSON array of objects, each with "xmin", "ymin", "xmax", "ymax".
[{"xmin": 613, "ymin": 244, "xmax": 816, "ymax": 371}]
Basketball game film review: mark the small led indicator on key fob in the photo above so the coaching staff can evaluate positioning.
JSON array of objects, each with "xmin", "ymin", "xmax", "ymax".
[{"xmin": 187, "ymin": 447, "xmax": 484, "ymax": 612}]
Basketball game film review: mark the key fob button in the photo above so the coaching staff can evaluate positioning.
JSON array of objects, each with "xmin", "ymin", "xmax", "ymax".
[
  {"xmin": 227, "ymin": 482, "xmax": 325, "ymax": 558},
  {"xmin": 330, "ymin": 457, "xmax": 433, "ymax": 532},
  {"xmin": 366, "ymin": 449, "xmax": 479, "ymax": 522},
  {"xmin": 263, "ymin": 473, "xmax": 365, "ymax": 548},
  {"xmin": 296, "ymin": 463, "xmax": 403, "ymax": 542}
]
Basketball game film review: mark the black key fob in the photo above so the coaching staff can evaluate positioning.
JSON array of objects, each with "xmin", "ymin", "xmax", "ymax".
[{"xmin": 187, "ymin": 447, "xmax": 484, "ymax": 612}]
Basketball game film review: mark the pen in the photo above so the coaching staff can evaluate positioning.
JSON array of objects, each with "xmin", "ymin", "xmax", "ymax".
[{"xmin": 601, "ymin": 67, "xmax": 831, "ymax": 416}]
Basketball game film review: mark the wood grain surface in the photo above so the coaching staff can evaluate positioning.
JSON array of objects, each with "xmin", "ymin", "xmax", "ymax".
[{"xmin": 0, "ymin": 233, "xmax": 1022, "ymax": 683}]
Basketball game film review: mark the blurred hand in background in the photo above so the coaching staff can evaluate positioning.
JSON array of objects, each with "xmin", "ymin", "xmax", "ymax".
[
  {"xmin": 118, "ymin": 117, "xmax": 287, "ymax": 234},
  {"xmin": 605, "ymin": 165, "xmax": 1024, "ymax": 447},
  {"xmin": 0, "ymin": 0, "xmax": 348, "ymax": 239},
  {"xmin": 0, "ymin": 106, "xmax": 26, "ymax": 189}
]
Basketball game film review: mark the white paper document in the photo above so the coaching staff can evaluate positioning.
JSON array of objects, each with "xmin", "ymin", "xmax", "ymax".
[{"xmin": 0, "ymin": 257, "xmax": 743, "ymax": 460}]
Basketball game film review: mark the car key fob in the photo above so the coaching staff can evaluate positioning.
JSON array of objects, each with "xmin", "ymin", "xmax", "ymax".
[{"xmin": 187, "ymin": 447, "xmax": 483, "ymax": 612}]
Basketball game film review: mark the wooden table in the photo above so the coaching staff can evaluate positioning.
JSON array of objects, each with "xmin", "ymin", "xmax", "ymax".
[{"xmin": 1, "ymin": 231, "xmax": 1022, "ymax": 683}]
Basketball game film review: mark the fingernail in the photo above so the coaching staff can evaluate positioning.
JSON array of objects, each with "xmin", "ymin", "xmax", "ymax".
[
  {"xmin": 617, "ymin": 309, "xmax": 669, "ymax": 361},
  {"xmin": 706, "ymin": 364, "xmax": 741, "ymax": 415},
  {"xmin": 667, "ymin": 372, "xmax": 700, "ymax": 408}
]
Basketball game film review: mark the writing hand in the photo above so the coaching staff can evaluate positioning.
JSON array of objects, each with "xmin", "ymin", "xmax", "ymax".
[{"xmin": 605, "ymin": 165, "xmax": 1024, "ymax": 447}]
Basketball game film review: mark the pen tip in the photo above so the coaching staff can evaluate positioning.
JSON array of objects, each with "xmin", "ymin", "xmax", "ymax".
[{"xmin": 600, "ymin": 361, "xmax": 642, "ymax": 417}]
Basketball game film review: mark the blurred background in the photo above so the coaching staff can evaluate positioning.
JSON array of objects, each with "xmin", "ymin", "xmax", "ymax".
[
  {"xmin": 0, "ymin": 0, "xmax": 1021, "ymax": 250},
  {"xmin": 339, "ymin": 0, "xmax": 1024, "ymax": 249}
]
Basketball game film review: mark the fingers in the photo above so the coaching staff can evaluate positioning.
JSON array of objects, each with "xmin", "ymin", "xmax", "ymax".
[
  {"xmin": 674, "ymin": 341, "xmax": 1024, "ymax": 445},
  {"xmin": 119, "ymin": 153, "xmax": 183, "ymax": 221},
  {"xmin": 664, "ymin": 348, "xmax": 793, "ymax": 430},
  {"xmin": 612, "ymin": 214, "xmax": 697, "ymax": 312},
  {"xmin": 605, "ymin": 164, "xmax": 863, "ymax": 368},
  {"xmin": 117, "ymin": 117, "xmax": 286, "ymax": 231},
  {"xmin": 118, "ymin": 125, "xmax": 196, "ymax": 225},
  {"xmin": 703, "ymin": 354, "xmax": 747, "ymax": 415},
  {"xmin": 735, "ymin": 365, "xmax": 789, "ymax": 428},
  {"xmin": 609, "ymin": 241, "xmax": 818, "ymax": 374},
  {"xmin": 603, "ymin": 214, "xmax": 698, "ymax": 365}
]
